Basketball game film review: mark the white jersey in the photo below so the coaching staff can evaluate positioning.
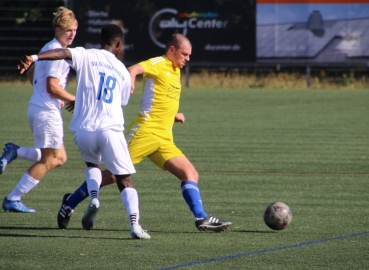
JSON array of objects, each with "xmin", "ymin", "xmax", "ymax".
[
  {"xmin": 67, "ymin": 47, "xmax": 131, "ymax": 132},
  {"xmin": 28, "ymin": 38, "xmax": 69, "ymax": 111}
]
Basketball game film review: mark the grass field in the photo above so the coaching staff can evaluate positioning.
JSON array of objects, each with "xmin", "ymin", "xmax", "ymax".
[{"xmin": 0, "ymin": 84, "xmax": 368, "ymax": 270}]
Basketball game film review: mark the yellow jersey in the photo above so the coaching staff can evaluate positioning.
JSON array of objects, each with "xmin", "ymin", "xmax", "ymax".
[{"xmin": 132, "ymin": 55, "xmax": 181, "ymax": 138}]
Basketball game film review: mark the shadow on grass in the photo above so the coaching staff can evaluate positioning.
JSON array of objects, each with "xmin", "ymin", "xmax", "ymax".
[
  {"xmin": 233, "ymin": 229, "xmax": 278, "ymax": 233},
  {"xmin": 0, "ymin": 234, "xmax": 138, "ymax": 241},
  {"xmin": 0, "ymin": 227, "xmax": 136, "ymax": 241},
  {"xmin": 0, "ymin": 226, "xmax": 132, "ymax": 233},
  {"xmin": 0, "ymin": 226, "xmax": 275, "ymax": 235}
]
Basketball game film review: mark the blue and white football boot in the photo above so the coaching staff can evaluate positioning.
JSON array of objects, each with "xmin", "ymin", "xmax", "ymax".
[
  {"xmin": 0, "ymin": 142, "xmax": 20, "ymax": 174},
  {"xmin": 2, "ymin": 197, "xmax": 36, "ymax": 213}
]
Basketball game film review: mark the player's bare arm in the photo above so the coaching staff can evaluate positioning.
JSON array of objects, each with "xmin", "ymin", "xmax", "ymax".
[
  {"xmin": 128, "ymin": 64, "xmax": 144, "ymax": 94},
  {"xmin": 18, "ymin": 49, "xmax": 72, "ymax": 74},
  {"xmin": 26, "ymin": 65, "xmax": 35, "ymax": 85},
  {"xmin": 175, "ymin": 113, "xmax": 185, "ymax": 123},
  {"xmin": 47, "ymin": 77, "xmax": 75, "ymax": 103},
  {"xmin": 18, "ymin": 48, "xmax": 75, "ymax": 103}
]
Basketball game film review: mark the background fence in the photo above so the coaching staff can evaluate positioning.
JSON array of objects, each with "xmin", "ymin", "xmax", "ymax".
[{"xmin": 1, "ymin": 0, "xmax": 368, "ymax": 88}]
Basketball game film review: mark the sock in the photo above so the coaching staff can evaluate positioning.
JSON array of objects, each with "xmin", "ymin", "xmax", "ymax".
[
  {"xmin": 181, "ymin": 181, "xmax": 208, "ymax": 219},
  {"xmin": 121, "ymin": 188, "xmax": 139, "ymax": 225},
  {"xmin": 7, "ymin": 172, "xmax": 39, "ymax": 201},
  {"xmin": 85, "ymin": 167, "xmax": 101, "ymax": 200},
  {"xmin": 17, "ymin": 147, "xmax": 42, "ymax": 162},
  {"xmin": 67, "ymin": 181, "xmax": 89, "ymax": 210}
]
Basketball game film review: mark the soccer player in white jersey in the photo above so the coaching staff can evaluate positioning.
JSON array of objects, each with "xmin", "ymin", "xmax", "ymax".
[
  {"xmin": 17, "ymin": 24, "xmax": 150, "ymax": 240},
  {"xmin": 54, "ymin": 34, "xmax": 232, "ymax": 233},
  {"xmin": 1, "ymin": 7, "xmax": 77, "ymax": 213}
]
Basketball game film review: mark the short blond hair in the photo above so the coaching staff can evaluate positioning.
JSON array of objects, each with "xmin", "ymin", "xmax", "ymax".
[{"xmin": 52, "ymin": 6, "xmax": 78, "ymax": 29}]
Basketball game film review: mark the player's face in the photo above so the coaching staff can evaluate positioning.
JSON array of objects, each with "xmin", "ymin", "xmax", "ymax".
[
  {"xmin": 55, "ymin": 24, "xmax": 78, "ymax": 48},
  {"xmin": 172, "ymin": 42, "xmax": 191, "ymax": 69}
]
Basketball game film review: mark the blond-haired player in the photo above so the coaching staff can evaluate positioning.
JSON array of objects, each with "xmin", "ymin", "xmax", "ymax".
[
  {"xmin": 1, "ymin": 7, "xmax": 77, "ymax": 212},
  {"xmin": 58, "ymin": 34, "xmax": 232, "ymax": 233}
]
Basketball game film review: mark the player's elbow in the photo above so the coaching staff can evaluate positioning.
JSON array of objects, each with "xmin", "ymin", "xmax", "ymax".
[
  {"xmin": 128, "ymin": 64, "xmax": 144, "ymax": 76},
  {"xmin": 46, "ymin": 84, "xmax": 59, "ymax": 95},
  {"xmin": 46, "ymin": 77, "xmax": 62, "ymax": 95}
]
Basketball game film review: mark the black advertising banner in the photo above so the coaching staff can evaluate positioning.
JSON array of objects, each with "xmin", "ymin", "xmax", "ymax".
[{"xmin": 68, "ymin": 0, "xmax": 255, "ymax": 64}]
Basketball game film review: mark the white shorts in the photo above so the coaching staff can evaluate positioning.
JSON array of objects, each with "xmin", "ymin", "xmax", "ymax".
[
  {"xmin": 73, "ymin": 130, "xmax": 136, "ymax": 175},
  {"xmin": 27, "ymin": 104, "xmax": 63, "ymax": 149}
]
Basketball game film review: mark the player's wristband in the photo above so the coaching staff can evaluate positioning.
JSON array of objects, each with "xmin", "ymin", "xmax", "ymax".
[{"xmin": 31, "ymin": 55, "xmax": 38, "ymax": 62}]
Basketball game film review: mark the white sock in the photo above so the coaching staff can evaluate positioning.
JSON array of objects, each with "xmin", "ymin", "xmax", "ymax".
[
  {"xmin": 121, "ymin": 188, "xmax": 139, "ymax": 224},
  {"xmin": 7, "ymin": 172, "xmax": 39, "ymax": 201},
  {"xmin": 17, "ymin": 147, "xmax": 42, "ymax": 162},
  {"xmin": 85, "ymin": 167, "xmax": 102, "ymax": 200}
]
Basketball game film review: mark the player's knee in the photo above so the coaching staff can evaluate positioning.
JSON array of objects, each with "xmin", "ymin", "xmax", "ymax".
[
  {"xmin": 192, "ymin": 170, "xmax": 199, "ymax": 182},
  {"xmin": 184, "ymin": 168, "xmax": 198, "ymax": 182},
  {"xmin": 195, "ymin": 170, "xmax": 199, "ymax": 181},
  {"xmin": 57, "ymin": 154, "xmax": 67, "ymax": 166},
  {"xmin": 39, "ymin": 156, "xmax": 60, "ymax": 171},
  {"xmin": 52, "ymin": 156, "xmax": 66, "ymax": 167}
]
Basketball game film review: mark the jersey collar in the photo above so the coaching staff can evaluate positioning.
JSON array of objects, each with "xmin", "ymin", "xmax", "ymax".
[
  {"xmin": 53, "ymin": 38, "xmax": 64, "ymax": 48},
  {"xmin": 163, "ymin": 55, "xmax": 177, "ymax": 71},
  {"xmin": 100, "ymin": 49, "xmax": 115, "ymax": 58}
]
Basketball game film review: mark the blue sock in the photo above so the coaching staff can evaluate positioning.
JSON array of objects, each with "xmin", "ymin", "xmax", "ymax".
[
  {"xmin": 181, "ymin": 181, "xmax": 208, "ymax": 219},
  {"xmin": 67, "ymin": 181, "xmax": 89, "ymax": 209}
]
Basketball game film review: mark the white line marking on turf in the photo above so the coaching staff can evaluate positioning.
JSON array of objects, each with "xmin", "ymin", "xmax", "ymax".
[{"xmin": 158, "ymin": 231, "xmax": 369, "ymax": 270}]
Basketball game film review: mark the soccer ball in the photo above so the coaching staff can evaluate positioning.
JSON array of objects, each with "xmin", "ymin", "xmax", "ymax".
[{"xmin": 263, "ymin": 202, "xmax": 292, "ymax": 230}]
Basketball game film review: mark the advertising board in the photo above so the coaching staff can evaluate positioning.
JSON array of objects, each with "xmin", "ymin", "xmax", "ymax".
[
  {"xmin": 257, "ymin": 0, "xmax": 369, "ymax": 65},
  {"xmin": 68, "ymin": 0, "xmax": 256, "ymax": 65}
]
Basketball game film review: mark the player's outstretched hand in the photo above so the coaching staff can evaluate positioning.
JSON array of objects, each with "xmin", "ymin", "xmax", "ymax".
[
  {"xmin": 17, "ymin": 55, "xmax": 33, "ymax": 74},
  {"xmin": 65, "ymin": 101, "xmax": 75, "ymax": 112},
  {"xmin": 175, "ymin": 113, "xmax": 185, "ymax": 123}
]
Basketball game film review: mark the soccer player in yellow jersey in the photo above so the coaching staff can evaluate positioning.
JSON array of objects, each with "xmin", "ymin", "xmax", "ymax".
[{"xmin": 57, "ymin": 34, "xmax": 232, "ymax": 233}]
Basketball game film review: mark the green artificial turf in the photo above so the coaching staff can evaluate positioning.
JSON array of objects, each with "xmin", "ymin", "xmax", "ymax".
[{"xmin": 0, "ymin": 85, "xmax": 368, "ymax": 269}]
